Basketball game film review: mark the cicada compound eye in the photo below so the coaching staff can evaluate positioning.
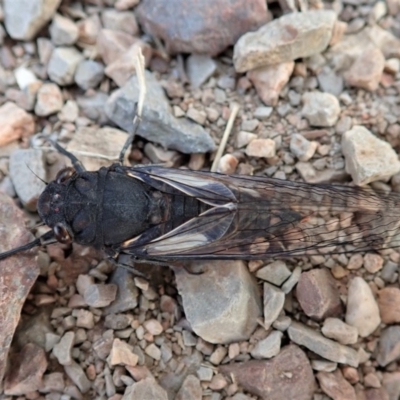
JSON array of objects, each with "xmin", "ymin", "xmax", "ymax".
[
  {"xmin": 54, "ymin": 223, "xmax": 72, "ymax": 244},
  {"xmin": 56, "ymin": 167, "xmax": 75, "ymax": 184}
]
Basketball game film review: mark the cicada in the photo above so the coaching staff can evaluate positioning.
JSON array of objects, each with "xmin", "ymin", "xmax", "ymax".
[{"xmin": 1, "ymin": 131, "xmax": 400, "ymax": 264}]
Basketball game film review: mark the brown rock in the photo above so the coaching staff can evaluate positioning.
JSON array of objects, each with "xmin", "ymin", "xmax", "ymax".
[
  {"xmin": 175, "ymin": 375, "xmax": 202, "ymax": 400},
  {"xmin": 4, "ymin": 343, "xmax": 48, "ymax": 395},
  {"xmin": 219, "ymin": 345, "xmax": 315, "ymax": 400},
  {"xmin": 377, "ymin": 287, "xmax": 400, "ymax": 324},
  {"xmin": 0, "ymin": 102, "xmax": 35, "ymax": 146},
  {"xmin": 136, "ymin": 0, "xmax": 269, "ymax": 56},
  {"xmin": 317, "ymin": 369, "xmax": 356, "ymax": 400},
  {"xmin": 247, "ymin": 62, "xmax": 295, "ymax": 106},
  {"xmin": 0, "ymin": 192, "xmax": 39, "ymax": 384},
  {"xmin": 364, "ymin": 388, "xmax": 389, "ymax": 400},
  {"xmin": 77, "ymin": 14, "xmax": 101, "ymax": 45},
  {"xmin": 123, "ymin": 377, "xmax": 168, "ymax": 400},
  {"xmin": 343, "ymin": 47, "xmax": 385, "ymax": 91},
  {"xmin": 34, "ymin": 82, "xmax": 63, "ymax": 117},
  {"xmin": 296, "ymin": 268, "xmax": 342, "ymax": 320},
  {"xmin": 245, "ymin": 138, "xmax": 276, "ymax": 158},
  {"xmin": 97, "ymin": 29, "xmax": 136, "ymax": 66}
]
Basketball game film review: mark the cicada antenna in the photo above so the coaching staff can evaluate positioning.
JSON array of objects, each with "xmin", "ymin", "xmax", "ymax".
[
  {"xmin": 25, "ymin": 163, "xmax": 48, "ymax": 185},
  {"xmin": 0, "ymin": 230, "xmax": 56, "ymax": 261},
  {"xmin": 118, "ymin": 47, "xmax": 146, "ymax": 165},
  {"xmin": 49, "ymin": 140, "xmax": 86, "ymax": 173}
]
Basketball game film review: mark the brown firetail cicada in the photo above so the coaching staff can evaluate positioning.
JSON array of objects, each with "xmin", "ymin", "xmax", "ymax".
[{"xmin": 1, "ymin": 123, "xmax": 400, "ymax": 267}]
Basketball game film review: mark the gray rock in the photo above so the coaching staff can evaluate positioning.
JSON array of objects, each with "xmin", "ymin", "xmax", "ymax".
[
  {"xmin": 175, "ymin": 375, "xmax": 202, "ymax": 400},
  {"xmin": 101, "ymin": 9, "xmax": 138, "ymax": 36},
  {"xmin": 64, "ymin": 361, "xmax": 91, "ymax": 394},
  {"xmin": 47, "ymin": 46, "xmax": 84, "ymax": 86},
  {"xmin": 173, "ymin": 260, "xmax": 262, "ymax": 344},
  {"xmin": 49, "ymin": 13, "xmax": 79, "ymax": 46},
  {"xmin": 302, "ymin": 91, "xmax": 340, "ymax": 127},
  {"xmin": 317, "ymin": 66, "xmax": 344, "ymax": 96},
  {"xmin": 53, "ymin": 331, "xmax": 75, "ymax": 366},
  {"xmin": 383, "ymin": 372, "xmax": 400, "ymax": 400},
  {"xmin": 288, "ymin": 322, "xmax": 359, "ymax": 367},
  {"xmin": 104, "ymin": 267, "xmax": 139, "ymax": 315},
  {"xmin": 263, "ymin": 282, "xmax": 285, "ymax": 329},
  {"xmin": 197, "ymin": 366, "xmax": 213, "ymax": 381},
  {"xmin": 74, "ymin": 60, "xmax": 105, "ymax": 90},
  {"xmin": 345, "ymin": 277, "xmax": 381, "ymax": 337},
  {"xmin": 9, "ymin": 149, "xmax": 46, "ymax": 212},
  {"xmin": 377, "ymin": 326, "xmax": 400, "ymax": 367},
  {"xmin": 77, "ymin": 92, "xmax": 109, "ymax": 123},
  {"xmin": 342, "ymin": 125, "xmax": 400, "ymax": 186},
  {"xmin": 253, "ymin": 106, "xmax": 273, "ymax": 120},
  {"xmin": 105, "ymin": 71, "xmax": 215, "ymax": 154},
  {"xmin": 4, "ymin": 0, "xmax": 61, "ymax": 41},
  {"xmin": 321, "ymin": 318, "xmax": 358, "ymax": 345},
  {"xmin": 186, "ymin": 54, "xmax": 217, "ymax": 88},
  {"xmin": 40, "ymin": 372, "xmax": 65, "ymax": 393},
  {"xmin": 251, "ymin": 330, "xmax": 283, "ymax": 359},
  {"xmin": 84, "ymin": 284, "xmax": 118, "ymax": 308},
  {"xmin": 123, "ymin": 377, "xmax": 168, "ymax": 400},
  {"xmin": 234, "ymin": 10, "xmax": 337, "ymax": 72},
  {"xmin": 290, "ymin": 133, "xmax": 318, "ymax": 162},
  {"xmin": 281, "ymin": 266, "xmax": 302, "ymax": 294},
  {"xmin": 104, "ymin": 314, "xmax": 132, "ymax": 330}
]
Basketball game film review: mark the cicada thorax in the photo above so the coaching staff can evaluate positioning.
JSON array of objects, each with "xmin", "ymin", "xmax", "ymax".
[{"xmin": 37, "ymin": 165, "xmax": 210, "ymax": 252}]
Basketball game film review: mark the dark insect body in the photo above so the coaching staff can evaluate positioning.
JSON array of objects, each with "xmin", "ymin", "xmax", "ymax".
[{"xmin": 1, "ymin": 130, "xmax": 400, "ymax": 265}]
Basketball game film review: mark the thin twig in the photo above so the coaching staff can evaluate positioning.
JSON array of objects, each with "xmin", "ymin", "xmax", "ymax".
[
  {"xmin": 134, "ymin": 48, "xmax": 146, "ymax": 118},
  {"xmin": 210, "ymin": 103, "xmax": 240, "ymax": 173}
]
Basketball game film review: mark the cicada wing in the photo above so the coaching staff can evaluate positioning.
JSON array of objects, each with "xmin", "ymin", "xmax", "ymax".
[{"xmin": 121, "ymin": 167, "xmax": 400, "ymax": 259}]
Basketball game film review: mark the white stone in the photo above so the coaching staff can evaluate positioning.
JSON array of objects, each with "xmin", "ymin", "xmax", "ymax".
[
  {"xmin": 346, "ymin": 277, "xmax": 381, "ymax": 337},
  {"xmin": 342, "ymin": 125, "xmax": 400, "ymax": 185}
]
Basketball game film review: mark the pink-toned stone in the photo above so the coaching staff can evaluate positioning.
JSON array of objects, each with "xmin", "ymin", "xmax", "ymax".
[
  {"xmin": 176, "ymin": 374, "xmax": 202, "ymax": 400},
  {"xmin": 364, "ymin": 388, "xmax": 389, "ymax": 400},
  {"xmin": 4, "ymin": 343, "xmax": 47, "ymax": 395},
  {"xmin": 109, "ymin": 338, "xmax": 139, "ymax": 367},
  {"xmin": 245, "ymin": 138, "xmax": 276, "ymax": 159},
  {"xmin": 317, "ymin": 369, "xmax": 356, "ymax": 400},
  {"xmin": 0, "ymin": 193, "xmax": 39, "ymax": 384},
  {"xmin": 247, "ymin": 62, "xmax": 294, "ymax": 106},
  {"xmin": 220, "ymin": 345, "xmax": 315, "ymax": 400},
  {"xmin": 344, "ymin": 47, "xmax": 385, "ymax": 91},
  {"xmin": 77, "ymin": 14, "xmax": 101, "ymax": 45},
  {"xmin": 97, "ymin": 29, "xmax": 136, "ymax": 66},
  {"xmin": 105, "ymin": 41, "xmax": 153, "ymax": 87},
  {"xmin": 0, "ymin": 102, "xmax": 35, "ymax": 146},
  {"xmin": 136, "ymin": 0, "xmax": 269, "ymax": 56},
  {"xmin": 377, "ymin": 287, "xmax": 400, "ymax": 324},
  {"xmin": 296, "ymin": 268, "xmax": 342, "ymax": 320}
]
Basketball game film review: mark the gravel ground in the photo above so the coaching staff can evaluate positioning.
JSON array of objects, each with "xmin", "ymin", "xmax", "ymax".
[{"xmin": 1, "ymin": 0, "xmax": 400, "ymax": 399}]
